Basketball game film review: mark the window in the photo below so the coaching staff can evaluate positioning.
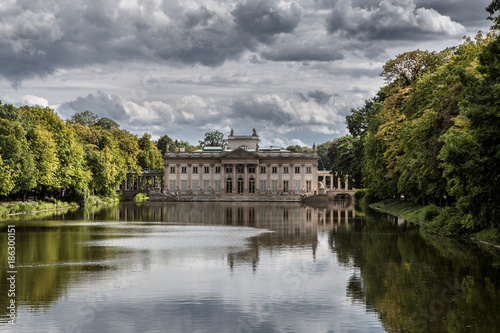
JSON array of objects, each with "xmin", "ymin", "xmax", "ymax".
[
  {"xmin": 272, "ymin": 166, "xmax": 278, "ymax": 174},
  {"xmin": 294, "ymin": 166, "xmax": 300, "ymax": 174},
  {"xmin": 170, "ymin": 166, "xmax": 176, "ymax": 174},
  {"xmin": 215, "ymin": 180, "xmax": 221, "ymax": 193},
  {"xmin": 260, "ymin": 180, "xmax": 266, "ymax": 192},
  {"xmin": 248, "ymin": 166, "xmax": 255, "ymax": 173},
  {"xmin": 271, "ymin": 180, "xmax": 278, "ymax": 193},
  {"xmin": 226, "ymin": 165, "xmax": 233, "ymax": 173},
  {"xmin": 181, "ymin": 166, "xmax": 187, "ymax": 174},
  {"xmin": 294, "ymin": 180, "xmax": 301, "ymax": 192},
  {"xmin": 306, "ymin": 180, "xmax": 312, "ymax": 192},
  {"xmin": 204, "ymin": 166, "xmax": 210, "ymax": 174},
  {"xmin": 260, "ymin": 166, "xmax": 266, "ymax": 173},
  {"xmin": 306, "ymin": 166, "xmax": 312, "ymax": 174},
  {"xmin": 170, "ymin": 180, "xmax": 176, "ymax": 191},
  {"xmin": 181, "ymin": 180, "xmax": 187, "ymax": 193},
  {"xmin": 283, "ymin": 166, "xmax": 289, "ymax": 174},
  {"xmin": 192, "ymin": 180, "xmax": 198, "ymax": 193},
  {"xmin": 283, "ymin": 180, "xmax": 289, "ymax": 192},
  {"xmin": 249, "ymin": 178, "xmax": 255, "ymax": 194},
  {"xmin": 237, "ymin": 165, "xmax": 244, "ymax": 173},
  {"xmin": 193, "ymin": 166, "xmax": 198, "ymax": 174},
  {"xmin": 215, "ymin": 166, "xmax": 221, "ymax": 174},
  {"xmin": 204, "ymin": 180, "xmax": 210, "ymax": 193}
]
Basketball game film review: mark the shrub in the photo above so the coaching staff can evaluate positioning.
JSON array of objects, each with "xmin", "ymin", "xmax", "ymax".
[
  {"xmin": 420, "ymin": 205, "xmax": 441, "ymax": 222},
  {"xmin": 354, "ymin": 189, "xmax": 368, "ymax": 201},
  {"xmin": 423, "ymin": 207, "xmax": 468, "ymax": 237}
]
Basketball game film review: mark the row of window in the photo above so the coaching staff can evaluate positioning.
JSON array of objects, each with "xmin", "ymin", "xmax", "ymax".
[
  {"xmin": 170, "ymin": 165, "xmax": 313, "ymax": 174},
  {"xmin": 168, "ymin": 179, "xmax": 313, "ymax": 193}
]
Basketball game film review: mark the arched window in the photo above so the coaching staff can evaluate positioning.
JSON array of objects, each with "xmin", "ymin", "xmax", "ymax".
[
  {"xmin": 237, "ymin": 177, "xmax": 244, "ymax": 194},
  {"xmin": 226, "ymin": 177, "xmax": 233, "ymax": 194},
  {"xmin": 249, "ymin": 178, "xmax": 255, "ymax": 194}
]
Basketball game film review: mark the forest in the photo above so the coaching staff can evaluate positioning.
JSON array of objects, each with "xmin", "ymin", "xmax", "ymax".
[{"xmin": 327, "ymin": 3, "xmax": 500, "ymax": 242}]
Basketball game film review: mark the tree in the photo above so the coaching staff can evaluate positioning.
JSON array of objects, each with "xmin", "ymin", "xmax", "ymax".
[
  {"xmin": 156, "ymin": 135, "xmax": 175, "ymax": 155},
  {"xmin": 199, "ymin": 130, "xmax": 225, "ymax": 147},
  {"xmin": 440, "ymin": 34, "xmax": 500, "ymax": 228},
  {"xmin": 0, "ymin": 101, "xmax": 21, "ymax": 123},
  {"xmin": 69, "ymin": 110, "xmax": 99, "ymax": 127},
  {"xmin": 137, "ymin": 133, "xmax": 163, "ymax": 171},
  {"xmin": 380, "ymin": 50, "xmax": 439, "ymax": 87},
  {"xmin": 28, "ymin": 125, "xmax": 60, "ymax": 197},
  {"xmin": 0, "ymin": 155, "xmax": 14, "ymax": 196},
  {"xmin": 487, "ymin": 0, "xmax": 500, "ymax": 29},
  {"xmin": 95, "ymin": 117, "xmax": 120, "ymax": 131},
  {"xmin": 0, "ymin": 119, "xmax": 36, "ymax": 193}
]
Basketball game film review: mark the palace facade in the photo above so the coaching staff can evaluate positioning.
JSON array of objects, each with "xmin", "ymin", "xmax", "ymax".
[{"xmin": 162, "ymin": 130, "xmax": 319, "ymax": 197}]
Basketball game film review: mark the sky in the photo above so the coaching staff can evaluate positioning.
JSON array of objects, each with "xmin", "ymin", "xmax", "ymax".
[{"xmin": 0, "ymin": 0, "xmax": 493, "ymax": 147}]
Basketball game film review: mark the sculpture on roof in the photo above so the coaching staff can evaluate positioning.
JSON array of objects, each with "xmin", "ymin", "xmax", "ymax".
[
  {"xmin": 313, "ymin": 142, "xmax": 317, "ymax": 152},
  {"xmin": 230, "ymin": 128, "xmax": 234, "ymax": 136},
  {"xmin": 252, "ymin": 128, "xmax": 257, "ymax": 136}
]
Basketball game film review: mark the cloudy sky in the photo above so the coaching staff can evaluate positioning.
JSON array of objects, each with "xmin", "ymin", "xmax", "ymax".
[{"xmin": 0, "ymin": 0, "xmax": 493, "ymax": 147}]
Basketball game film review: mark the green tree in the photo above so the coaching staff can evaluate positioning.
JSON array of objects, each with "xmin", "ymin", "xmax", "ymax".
[
  {"xmin": 28, "ymin": 125, "xmax": 60, "ymax": 197},
  {"xmin": 0, "ymin": 119, "xmax": 36, "ymax": 193},
  {"xmin": 95, "ymin": 117, "xmax": 120, "ymax": 131},
  {"xmin": 199, "ymin": 130, "xmax": 225, "ymax": 147},
  {"xmin": 440, "ymin": 34, "xmax": 500, "ymax": 228},
  {"xmin": 69, "ymin": 110, "xmax": 99, "ymax": 127},
  {"xmin": 156, "ymin": 135, "xmax": 175, "ymax": 155},
  {"xmin": 137, "ymin": 133, "xmax": 163, "ymax": 171},
  {"xmin": 0, "ymin": 155, "xmax": 14, "ymax": 196}
]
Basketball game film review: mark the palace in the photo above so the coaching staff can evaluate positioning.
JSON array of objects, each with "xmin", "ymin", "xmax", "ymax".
[{"xmin": 160, "ymin": 129, "xmax": 319, "ymax": 198}]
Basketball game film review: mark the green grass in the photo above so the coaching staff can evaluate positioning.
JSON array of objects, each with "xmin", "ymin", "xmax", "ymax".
[
  {"xmin": 369, "ymin": 199, "xmax": 424, "ymax": 223},
  {"xmin": 0, "ymin": 200, "xmax": 79, "ymax": 217}
]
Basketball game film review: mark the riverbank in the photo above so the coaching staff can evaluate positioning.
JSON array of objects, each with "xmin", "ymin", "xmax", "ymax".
[
  {"xmin": 369, "ymin": 199, "xmax": 500, "ymax": 247},
  {"xmin": 0, "ymin": 195, "xmax": 122, "ymax": 217}
]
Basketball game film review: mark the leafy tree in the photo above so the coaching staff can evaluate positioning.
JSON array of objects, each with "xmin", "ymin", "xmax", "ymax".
[
  {"xmin": 440, "ymin": 34, "xmax": 500, "ymax": 228},
  {"xmin": 0, "ymin": 101, "xmax": 21, "ymax": 123},
  {"xmin": 199, "ymin": 130, "xmax": 225, "ymax": 147},
  {"xmin": 0, "ymin": 155, "xmax": 14, "ymax": 196},
  {"xmin": 95, "ymin": 117, "xmax": 120, "ymax": 131},
  {"xmin": 380, "ymin": 50, "xmax": 440, "ymax": 87},
  {"xmin": 328, "ymin": 136, "xmax": 363, "ymax": 188},
  {"xmin": 316, "ymin": 141, "xmax": 332, "ymax": 170},
  {"xmin": 487, "ymin": 0, "xmax": 500, "ymax": 29},
  {"xmin": 0, "ymin": 119, "xmax": 36, "ymax": 193},
  {"xmin": 156, "ymin": 135, "xmax": 175, "ymax": 155},
  {"xmin": 137, "ymin": 133, "xmax": 163, "ymax": 171},
  {"xmin": 28, "ymin": 125, "xmax": 60, "ymax": 196},
  {"xmin": 69, "ymin": 110, "xmax": 99, "ymax": 127}
]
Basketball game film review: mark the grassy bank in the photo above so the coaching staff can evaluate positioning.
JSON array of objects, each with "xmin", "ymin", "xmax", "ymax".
[
  {"xmin": 0, "ymin": 200, "xmax": 79, "ymax": 217},
  {"xmin": 0, "ymin": 195, "xmax": 124, "ymax": 218},
  {"xmin": 369, "ymin": 199, "xmax": 500, "ymax": 247}
]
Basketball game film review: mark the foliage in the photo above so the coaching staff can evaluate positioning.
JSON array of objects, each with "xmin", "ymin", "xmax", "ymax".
[
  {"xmin": 420, "ymin": 205, "xmax": 441, "ymax": 222},
  {"xmin": 0, "ymin": 155, "xmax": 14, "ymax": 196},
  {"xmin": 353, "ymin": 189, "xmax": 367, "ymax": 201},
  {"xmin": 199, "ymin": 130, "xmax": 225, "ymax": 147},
  {"xmin": 69, "ymin": 110, "xmax": 99, "ymax": 127},
  {"xmin": 423, "ymin": 207, "xmax": 468, "ymax": 237},
  {"xmin": 156, "ymin": 134, "xmax": 175, "ymax": 155},
  {"xmin": 137, "ymin": 133, "xmax": 163, "ymax": 171}
]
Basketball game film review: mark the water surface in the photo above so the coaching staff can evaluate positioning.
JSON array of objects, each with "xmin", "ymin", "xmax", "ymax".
[{"xmin": 1, "ymin": 201, "xmax": 499, "ymax": 332}]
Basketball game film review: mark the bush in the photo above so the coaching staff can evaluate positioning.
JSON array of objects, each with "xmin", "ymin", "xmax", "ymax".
[
  {"xmin": 361, "ymin": 189, "xmax": 381, "ymax": 205},
  {"xmin": 423, "ymin": 207, "xmax": 468, "ymax": 237},
  {"xmin": 134, "ymin": 193, "xmax": 149, "ymax": 202},
  {"xmin": 354, "ymin": 189, "xmax": 368, "ymax": 201},
  {"xmin": 420, "ymin": 205, "xmax": 441, "ymax": 222}
]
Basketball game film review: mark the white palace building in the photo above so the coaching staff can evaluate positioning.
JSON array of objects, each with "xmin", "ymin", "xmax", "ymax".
[{"xmin": 159, "ymin": 129, "xmax": 319, "ymax": 199}]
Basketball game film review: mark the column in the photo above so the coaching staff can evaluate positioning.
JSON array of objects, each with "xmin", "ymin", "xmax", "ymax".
[
  {"xmin": 164, "ymin": 164, "xmax": 168, "ymax": 190},
  {"xmin": 278, "ymin": 164, "xmax": 282, "ymax": 194},
  {"xmin": 187, "ymin": 164, "xmax": 192, "ymax": 191},
  {"xmin": 345, "ymin": 175, "xmax": 349, "ymax": 190},
  {"xmin": 176, "ymin": 164, "xmax": 180, "ymax": 193},
  {"xmin": 221, "ymin": 163, "xmax": 226, "ymax": 194},
  {"xmin": 232, "ymin": 164, "xmax": 236, "ymax": 194},
  {"xmin": 256, "ymin": 163, "xmax": 261, "ymax": 194},
  {"xmin": 337, "ymin": 174, "xmax": 341, "ymax": 190},
  {"xmin": 244, "ymin": 163, "xmax": 248, "ymax": 193}
]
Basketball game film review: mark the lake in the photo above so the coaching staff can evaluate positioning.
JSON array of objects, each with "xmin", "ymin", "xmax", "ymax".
[{"xmin": 1, "ymin": 201, "xmax": 499, "ymax": 332}]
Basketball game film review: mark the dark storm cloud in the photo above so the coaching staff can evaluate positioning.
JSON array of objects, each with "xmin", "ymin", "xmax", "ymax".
[
  {"xmin": 0, "ymin": 0, "xmax": 255, "ymax": 85},
  {"xmin": 295, "ymin": 90, "xmax": 337, "ymax": 105},
  {"xmin": 61, "ymin": 91, "xmax": 129, "ymax": 122},
  {"xmin": 232, "ymin": 0, "xmax": 303, "ymax": 41},
  {"xmin": 261, "ymin": 43, "xmax": 344, "ymax": 62},
  {"xmin": 326, "ymin": 0, "xmax": 467, "ymax": 41}
]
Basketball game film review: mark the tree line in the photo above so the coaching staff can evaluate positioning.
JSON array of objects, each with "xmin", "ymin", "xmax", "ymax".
[
  {"xmin": 327, "ymin": 5, "xmax": 500, "ymax": 233},
  {"xmin": 0, "ymin": 106, "xmax": 199, "ymax": 205}
]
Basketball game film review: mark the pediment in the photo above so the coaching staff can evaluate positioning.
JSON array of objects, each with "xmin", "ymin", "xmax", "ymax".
[{"xmin": 221, "ymin": 147, "xmax": 259, "ymax": 159}]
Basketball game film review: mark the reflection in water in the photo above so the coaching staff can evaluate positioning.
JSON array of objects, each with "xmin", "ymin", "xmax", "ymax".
[{"xmin": 0, "ymin": 201, "xmax": 499, "ymax": 333}]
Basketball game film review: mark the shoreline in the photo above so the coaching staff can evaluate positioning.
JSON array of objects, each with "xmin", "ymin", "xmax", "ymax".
[{"xmin": 369, "ymin": 200, "xmax": 500, "ymax": 248}]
